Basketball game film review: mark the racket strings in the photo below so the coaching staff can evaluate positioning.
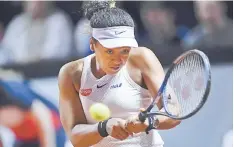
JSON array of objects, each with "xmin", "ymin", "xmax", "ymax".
[{"xmin": 165, "ymin": 53, "xmax": 207, "ymax": 117}]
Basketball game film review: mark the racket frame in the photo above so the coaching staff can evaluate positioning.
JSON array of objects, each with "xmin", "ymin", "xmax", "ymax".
[{"xmin": 139, "ymin": 49, "xmax": 211, "ymax": 122}]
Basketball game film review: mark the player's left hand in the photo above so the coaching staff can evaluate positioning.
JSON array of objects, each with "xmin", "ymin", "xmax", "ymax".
[{"xmin": 125, "ymin": 108, "xmax": 149, "ymax": 134}]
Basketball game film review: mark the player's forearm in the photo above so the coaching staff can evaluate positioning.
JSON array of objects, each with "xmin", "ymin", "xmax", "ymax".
[
  {"xmin": 156, "ymin": 115, "xmax": 181, "ymax": 130},
  {"xmin": 156, "ymin": 104, "xmax": 181, "ymax": 130},
  {"xmin": 70, "ymin": 123, "xmax": 104, "ymax": 147}
]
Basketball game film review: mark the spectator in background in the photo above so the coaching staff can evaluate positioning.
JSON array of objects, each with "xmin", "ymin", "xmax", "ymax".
[
  {"xmin": 182, "ymin": 1, "xmax": 233, "ymax": 50},
  {"xmin": 0, "ymin": 22, "xmax": 4, "ymax": 41},
  {"xmin": 0, "ymin": 69, "xmax": 66, "ymax": 147},
  {"xmin": 0, "ymin": 22, "xmax": 4, "ymax": 52},
  {"xmin": 139, "ymin": 1, "xmax": 188, "ymax": 53},
  {"xmin": 0, "ymin": 126, "xmax": 15, "ymax": 147},
  {"xmin": 0, "ymin": 1, "xmax": 73, "ymax": 65},
  {"xmin": 74, "ymin": 17, "xmax": 92, "ymax": 58}
]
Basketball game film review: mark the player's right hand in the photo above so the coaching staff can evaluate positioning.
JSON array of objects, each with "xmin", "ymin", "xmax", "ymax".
[{"xmin": 106, "ymin": 118, "xmax": 133, "ymax": 140}]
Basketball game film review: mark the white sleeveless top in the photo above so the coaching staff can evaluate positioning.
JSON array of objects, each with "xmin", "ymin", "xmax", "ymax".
[{"xmin": 79, "ymin": 54, "xmax": 164, "ymax": 147}]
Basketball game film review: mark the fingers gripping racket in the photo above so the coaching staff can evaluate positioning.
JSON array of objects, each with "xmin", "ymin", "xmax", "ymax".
[{"xmin": 139, "ymin": 49, "xmax": 211, "ymax": 133}]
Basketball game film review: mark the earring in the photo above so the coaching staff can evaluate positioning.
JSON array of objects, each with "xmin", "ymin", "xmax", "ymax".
[
  {"xmin": 90, "ymin": 43, "xmax": 95, "ymax": 52},
  {"xmin": 90, "ymin": 48, "xmax": 94, "ymax": 52}
]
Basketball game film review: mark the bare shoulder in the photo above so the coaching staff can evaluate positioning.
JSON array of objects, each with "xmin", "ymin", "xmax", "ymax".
[
  {"xmin": 58, "ymin": 59, "xmax": 84, "ymax": 79},
  {"xmin": 58, "ymin": 58, "xmax": 84, "ymax": 89},
  {"xmin": 129, "ymin": 47, "xmax": 155, "ymax": 58},
  {"xmin": 126, "ymin": 47, "xmax": 162, "ymax": 88},
  {"xmin": 128, "ymin": 47, "xmax": 160, "ymax": 69}
]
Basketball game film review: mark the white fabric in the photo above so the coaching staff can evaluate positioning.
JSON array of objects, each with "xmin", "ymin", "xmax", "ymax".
[
  {"xmin": 0, "ymin": 9, "xmax": 73, "ymax": 65},
  {"xmin": 32, "ymin": 100, "xmax": 57, "ymax": 147},
  {"xmin": 92, "ymin": 26, "xmax": 138, "ymax": 48},
  {"xmin": 0, "ymin": 126, "xmax": 15, "ymax": 147},
  {"xmin": 79, "ymin": 54, "xmax": 164, "ymax": 147},
  {"xmin": 222, "ymin": 130, "xmax": 233, "ymax": 147}
]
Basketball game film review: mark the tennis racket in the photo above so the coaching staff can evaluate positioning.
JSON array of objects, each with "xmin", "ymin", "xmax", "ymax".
[{"xmin": 139, "ymin": 49, "xmax": 211, "ymax": 125}]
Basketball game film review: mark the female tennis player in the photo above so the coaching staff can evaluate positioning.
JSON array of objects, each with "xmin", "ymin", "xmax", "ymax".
[{"xmin": 59, "ymin": 1, "xmax": 181, "ymax": 147}]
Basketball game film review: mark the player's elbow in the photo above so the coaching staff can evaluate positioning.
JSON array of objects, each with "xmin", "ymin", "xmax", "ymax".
[
  {"xmin": 168, "ymin": 119, "xmax": 181, "ymax": 129},
  {"xmin": 70, "ymin": 130, "xmax": 99, "ymax": 147},
  {"xmin": 70, "ymin": 134, "xmax": 87, "ymax": 147},
  {"xmin": 167, "ymin": 119, "xmax": 181, "ymax": 129},
  {"xmin": 61, "ymin": 125, "xmax": 86, "ymax": 147},
  {"xmin": 170, "ymin": 119, "xmax": 181, "ymax": 128}
]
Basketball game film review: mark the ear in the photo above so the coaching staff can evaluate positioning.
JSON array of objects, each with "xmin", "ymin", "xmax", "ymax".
[{"xmin": 90, "ymin": 38, "xmax": 95, "ymax": 52}]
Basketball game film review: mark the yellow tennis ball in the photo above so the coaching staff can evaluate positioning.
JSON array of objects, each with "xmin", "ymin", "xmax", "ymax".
[{"xmin": 89, "ymin": 103, "xmax": 111, "ymax": 121}]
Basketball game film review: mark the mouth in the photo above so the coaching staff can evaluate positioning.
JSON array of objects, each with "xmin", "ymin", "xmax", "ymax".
[{"xmin": 110, "ymin": 66, "xmax": 121, "ymax": 71}]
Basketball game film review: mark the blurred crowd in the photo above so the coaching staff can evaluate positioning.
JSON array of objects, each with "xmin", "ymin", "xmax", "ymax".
[
  {"xmin": 0, "ymin": 1, "xmax": 232, "ymax": 66},
  {"xmin": 0, "ymin": 1, "xmax": 232, "ymax": 147},
  {"xmin": 0, "ymin": 69, "xmax": 66, "ymax": 147}
]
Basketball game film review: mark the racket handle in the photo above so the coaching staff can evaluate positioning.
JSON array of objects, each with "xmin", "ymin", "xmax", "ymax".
[
  {"xmin": 139, "ymin": 111, "xmax": 157, "ymax": 134},
  {"xmin": 146, "ymin": 104, "xmax": 154, "ymax": 112},
  {"xmin": 138, "ymin": 111, "xmax": 148, "ymax": 122}
]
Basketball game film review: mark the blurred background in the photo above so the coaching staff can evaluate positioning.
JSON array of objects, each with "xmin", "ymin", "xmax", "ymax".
[{"xmin": 0, "ymin": 1, "xmax": 232, "ymax": 147}]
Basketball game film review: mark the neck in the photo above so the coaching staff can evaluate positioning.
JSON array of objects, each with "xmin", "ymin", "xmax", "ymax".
[{"xmin": 91, "ymin": 56, "xmax": 106, "ymax": 79}]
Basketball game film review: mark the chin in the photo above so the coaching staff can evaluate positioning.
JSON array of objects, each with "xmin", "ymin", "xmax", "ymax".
[
  {"xmin": 106, "ymin": 68, "xmax": 121, "ymax": 75},
  {"xmin": 106, "ymin": 71, "xmax": 118, "ymax": 75}
]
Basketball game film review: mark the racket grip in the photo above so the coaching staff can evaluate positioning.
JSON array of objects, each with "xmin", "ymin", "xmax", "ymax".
[
  {"xmin": 139, "ymin": 104, "xmax": 154, "ymax": 122},
  {"xmin": 138, "ymin": 111, "xmax": 147, "ymax": 122}
]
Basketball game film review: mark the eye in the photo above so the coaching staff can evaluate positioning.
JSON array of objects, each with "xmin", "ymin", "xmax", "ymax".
[
  {"xmin": 106, "ymin": 50, "xmax": 113, "ymax": 54},
  {"xmin": 121, "ymin": 49, "xmax": 130, "ymax": 54}
]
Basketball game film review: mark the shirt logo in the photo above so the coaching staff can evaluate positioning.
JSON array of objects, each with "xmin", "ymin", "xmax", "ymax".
[
  {"xmin": 110, "ymin": 83, "xmax": 122, "ymax": 89},
  {"xmin": 97, "ymin": 83, "xmax": 108, "ymax": 88},
  {"xmin": 80, "ymin": 88, "xmax": 92, "ymax": 96}
]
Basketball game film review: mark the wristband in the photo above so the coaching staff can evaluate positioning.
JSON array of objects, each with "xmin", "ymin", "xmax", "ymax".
[
  {"xmin": 145, "ymin": 116, "xmax": 159, "ymax": 134},
  {"xmin": 98, "ymin": 118, "xmax": 111, "ymax": 137}
]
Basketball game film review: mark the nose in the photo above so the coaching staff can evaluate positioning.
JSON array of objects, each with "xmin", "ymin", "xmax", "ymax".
[
  {"xmin": 112, "ymin": 55, "xmax": 125, "ymax": 65},
  {"xmin": 112, "ymin": 59, "xmax": 122, "ymax": 66}
]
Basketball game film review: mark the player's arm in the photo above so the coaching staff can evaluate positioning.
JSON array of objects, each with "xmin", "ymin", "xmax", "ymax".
[
  {"xmin": 132, "ymin": 47, "xmax": 181, "ymax": 130},
  {"xmin": 58, "ymin": 61, "xmax": 103, "ymax": 147}
]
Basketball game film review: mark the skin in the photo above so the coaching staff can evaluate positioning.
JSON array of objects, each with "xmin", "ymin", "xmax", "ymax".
[
  {"xmin": 0, "ymin": 105, "xmax": 54, "ymax": 147},
  {"xmin": 24, "ymin": 1, "xmax": 53, "ymax": 19},
  {"xmin": 195, "ymin": 1, "xmax": 226, "ymax": 31},
  {"xmin": 0, "ymin": 106, "xmax": 25, "ymax": 127},
  {"xmin": 59, "ymin": 38, "xmax": 181, "ymax": 147}
]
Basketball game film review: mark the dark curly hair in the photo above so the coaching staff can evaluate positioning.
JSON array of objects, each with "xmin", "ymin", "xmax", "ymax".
[{"xmin": 82, "ymin": 1, "xmax": 135, "ymax": 28}]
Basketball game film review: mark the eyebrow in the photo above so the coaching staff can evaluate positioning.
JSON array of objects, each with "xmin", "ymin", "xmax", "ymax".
[{"xmin": 105, "ymin": 47, "xmax": 130, "ymax": 50}]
